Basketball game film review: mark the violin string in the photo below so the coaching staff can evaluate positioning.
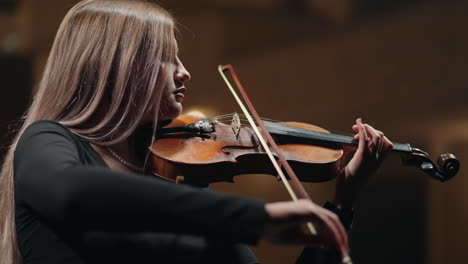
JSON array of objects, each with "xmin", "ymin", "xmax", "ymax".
[
  {"xmin": 205, "ymin": 112, "xmax": 352, "ymax": 137},
  {"xmin": 208, "ymin": 117, "xmax": 265, "ymax": 128},
  {"xmin": 203, "ymin": 113, "xmax": 280, "ymax": 124},
  {"xmin": 214, "ymin": 114, "xmax": 356, "ymax": 138},
  {"xmin": 205, "ymin": 113, "xmax": 316, "ymax": 133},
  {"xmin": 200, "ymin": 115, "xmax": 291, "ymax": 142},
  {"xmin": 190, "ymin": 113, "xmax": 355, "ymax": 143},
  {"xmin": 205, "ymin": 121, "xmax": 356, "ymax": 144}
]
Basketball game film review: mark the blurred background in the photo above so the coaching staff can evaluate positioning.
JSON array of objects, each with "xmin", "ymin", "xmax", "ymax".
[{"xmin": 1, "ymin": 0, "xmax": 467, "ymax": 263}]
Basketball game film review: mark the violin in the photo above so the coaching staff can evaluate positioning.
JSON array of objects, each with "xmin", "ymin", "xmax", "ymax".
[
  {"xmin": 150, "ymin": 64, "xmax": 459, "ymax": 264},
  {"xmin": 150, "ymin": 113, "xmax": 459, "ymax": 186}
]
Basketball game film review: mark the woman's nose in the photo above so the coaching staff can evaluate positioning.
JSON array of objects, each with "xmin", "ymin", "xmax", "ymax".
[{"xmin": 175, "ymin": 59, "xmax": 191, "ymax": 83}]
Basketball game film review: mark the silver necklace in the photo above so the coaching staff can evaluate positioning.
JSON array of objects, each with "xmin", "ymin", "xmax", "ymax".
[{"xmin": 106, "ymin": 147, "xmax": 145, "ymax": 173}]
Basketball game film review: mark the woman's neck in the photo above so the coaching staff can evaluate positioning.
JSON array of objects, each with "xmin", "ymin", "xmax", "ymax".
[
  {"xmin": 92, "ymin": 133, "xmax": 145, "ymax": 174},
  {"xmin": 91, "ymin": 122, "xmax": 156, "ymax": 174}
]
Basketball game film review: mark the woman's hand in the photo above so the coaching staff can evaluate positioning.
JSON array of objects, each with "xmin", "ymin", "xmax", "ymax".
[
  {"xmin": 336, "ymin": 118, "xmax": 393, "ymax": 209},
  {"xmin": 263, "ymin": 199, "xmax": 350, "ymax": 260}
]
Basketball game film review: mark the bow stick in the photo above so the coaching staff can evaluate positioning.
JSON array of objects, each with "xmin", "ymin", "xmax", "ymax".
[{"xmin": 218, "ymin": 64, "xmax": 352, "ymax": 264}]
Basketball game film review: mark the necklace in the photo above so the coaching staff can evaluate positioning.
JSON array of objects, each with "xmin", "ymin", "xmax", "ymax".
[{"xmin": 106, "ymin": 147, "xmax": 145, "ymax": 173}]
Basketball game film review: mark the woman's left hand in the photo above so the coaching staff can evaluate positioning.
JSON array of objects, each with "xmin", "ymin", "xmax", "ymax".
[{"xmin": 335, "ymin": 118, "xmax": 393, "ymax": 209}]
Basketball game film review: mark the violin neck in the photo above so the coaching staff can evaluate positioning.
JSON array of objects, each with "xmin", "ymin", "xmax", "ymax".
[{"xmin": 263, "ymin": 121, "xmax": 412, "ymax": 154}]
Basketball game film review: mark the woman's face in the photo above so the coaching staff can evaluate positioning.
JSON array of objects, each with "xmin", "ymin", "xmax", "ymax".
[{"xmin": 158, "ymin": 55, "xmax": 191, "ymax": 121}]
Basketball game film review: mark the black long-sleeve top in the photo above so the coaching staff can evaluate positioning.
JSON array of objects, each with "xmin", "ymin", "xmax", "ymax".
[{"xmin": 14, "ymin": 120, "xmax": 267, "ymax": 264}]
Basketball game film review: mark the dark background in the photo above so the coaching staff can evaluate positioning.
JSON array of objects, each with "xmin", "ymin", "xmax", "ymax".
[{"xmin": 1, "ymin": 0, "xmax": 467, "ymax": 263}]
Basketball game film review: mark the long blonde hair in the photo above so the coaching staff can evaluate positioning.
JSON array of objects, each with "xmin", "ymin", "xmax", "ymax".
[{"xmin": 0, "ymin": 0, "xmax": 177, "ymax": 263}]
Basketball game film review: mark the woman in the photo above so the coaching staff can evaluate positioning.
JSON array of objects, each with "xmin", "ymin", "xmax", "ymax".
[{"xmin": 0, "ymin": 0, "xmax": 392, "ymax": 263}]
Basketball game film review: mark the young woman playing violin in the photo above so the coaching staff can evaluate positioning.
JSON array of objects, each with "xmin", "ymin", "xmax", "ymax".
[{"xmin": 0, "ymin": 0, "xmax": 393, "ymax": 263}]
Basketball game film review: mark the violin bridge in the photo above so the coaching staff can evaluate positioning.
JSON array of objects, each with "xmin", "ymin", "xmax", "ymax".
[{"xmin": 231, "ymin": 112, "xmax": 241, "ymax": 139}]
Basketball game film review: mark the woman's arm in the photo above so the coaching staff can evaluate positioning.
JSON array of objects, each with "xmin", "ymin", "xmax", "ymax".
[
  {"xmin": 14, "ymin": 121, "xmax": 267, "ymax": 244},
  {"xmin": 15, "ymin": 121, "xmax": 350, "ymax": 251}
]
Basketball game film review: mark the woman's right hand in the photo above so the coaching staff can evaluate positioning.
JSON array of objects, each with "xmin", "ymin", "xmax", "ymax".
[{"xmin": 263, "ymin": 199, "xmax": 350, "ymax": 260}]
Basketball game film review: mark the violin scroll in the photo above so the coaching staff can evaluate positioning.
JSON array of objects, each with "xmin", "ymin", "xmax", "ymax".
[
  {"xmin": 401, "ymin": 148, "xmax": 459, "ymax": 182},
  {"xmin": 437, "ymin": 153, "xmax": 459, "ymax": 181}
]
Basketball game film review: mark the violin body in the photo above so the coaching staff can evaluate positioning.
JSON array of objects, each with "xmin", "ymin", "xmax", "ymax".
[{"xmin": 150, "ymin": 115, "xmax": 344, "ymax": 186}]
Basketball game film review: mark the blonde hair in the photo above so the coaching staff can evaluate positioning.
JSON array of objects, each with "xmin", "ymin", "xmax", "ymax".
[{"xmin": 0, "ymin": 0, "xmax": 177, "ymax": 263}]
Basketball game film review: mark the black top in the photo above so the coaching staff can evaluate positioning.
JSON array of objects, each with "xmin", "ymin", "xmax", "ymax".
[{"xmin": 14, "ymin": 120, "xmax": 267, "ymax": 264}]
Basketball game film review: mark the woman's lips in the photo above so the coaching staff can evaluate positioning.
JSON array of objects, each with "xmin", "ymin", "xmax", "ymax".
[{"xmin": 174, "ymin": 87, "xmax": 186, "ymax": 102}]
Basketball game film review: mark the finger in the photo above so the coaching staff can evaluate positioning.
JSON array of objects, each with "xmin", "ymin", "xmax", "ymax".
[
  {"xmin": 377, "ymin": 137, "xmax": 384, "ymax": 160},
  {"xmin": 330, "ymin": 213, "xmax": 350, "ymax": 252},
  {"xmin": 380, "ymin": 136, "xmax": 393, "ymax": 158},
  {"xmin": 373, "ymin": 131, "xmax": 384, "ymax": 160},
  {"xmin": 264, "ymin": 200, "xmax": 349, "ymax": 252},
  {"xmin": 341, "ymin": 252, "xmax": 352, "ymax": 264},
  {"xmin": 364, "ymin": 125, "xmax": 390, "ymax": 161},
  {"xmin": 325, "ymin": 211, "xmax": 350, "ymax": 252},
  {"xmin": 362, "ymin": 124, "xmax": 381, "ymax": 158},
  {"xmin": 313, "ymin": 206, "xmax": 349, "ymax": 252},
  {"xmin": 299, "ymin": 201, "xmax": 351, "ymax": 254},
  {"xmin": 355, "ymin": 118, "xmax": 369, "ymax": 157},
  {"xmin": 301, "ymin": 201, "xmax": 345, "ymax": 251},
  {"xmin": 383, "ymin": 135, "xmax": 393, "ymax": 150},
  {"xmin": 362, "ymin": 124, "xmax": 384, "ymax": 142},
  {"xmin": 353, "ymin": 132, "xmax": 360, "ymax": 140}
]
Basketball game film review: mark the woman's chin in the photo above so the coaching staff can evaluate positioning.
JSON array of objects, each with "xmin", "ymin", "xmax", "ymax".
[{"xmin": 160, "ymin": 107, "xmax": 182, "ymax": 120}]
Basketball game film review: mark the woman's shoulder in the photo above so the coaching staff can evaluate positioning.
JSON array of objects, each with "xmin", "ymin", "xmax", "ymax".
[
  {"xmin": 18, "ymin": 120, "xmax": 80, "ymax": 148},
  {"xmin": 16, "ymin": 120, "xmax": 102, "ymax": 166},
  {"xmin": 25, "ymin": 119, "xmax": 71, "ymax": 132}
]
